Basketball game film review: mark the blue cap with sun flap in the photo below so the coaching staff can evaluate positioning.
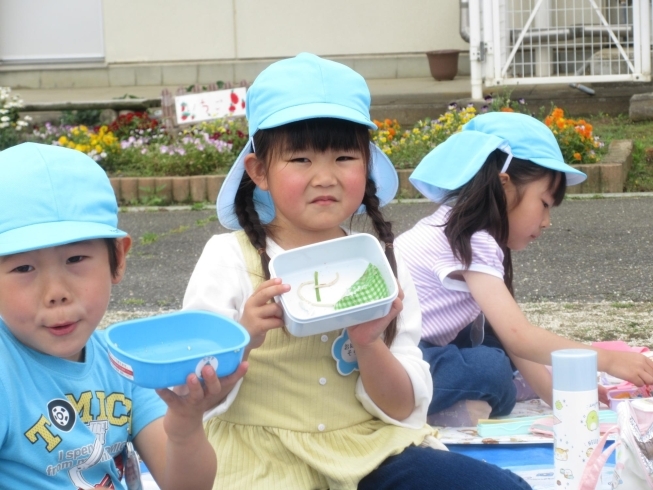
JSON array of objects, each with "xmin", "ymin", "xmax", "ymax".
[
  {"xmin": 216, "ymin": 53, "xmax": 398, "ymax": 230},
  {"xmin": 409, "ymin": 112, "xmax": 587, "ymax": 203}
]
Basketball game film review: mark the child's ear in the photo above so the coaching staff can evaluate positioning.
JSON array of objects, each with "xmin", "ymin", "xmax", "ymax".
[
  {"xmin": 112, "ymin": 236, "xmax": 132, "ymax": 285},
  {"xmin": 244, "ymin": 153, "xmax": 269, "ymax": 191},
  {"xmin": 499, "ymin": 172, "xmax": 511, "ymax": 188}
]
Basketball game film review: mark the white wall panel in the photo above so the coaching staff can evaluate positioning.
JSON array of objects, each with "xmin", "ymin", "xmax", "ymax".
[
  {"xmin": 0, "ymin": 0, "xmax": 104, "ymax": 63},
  {"xmin": 103, "ymin": 0, "xmax": 236, "ymax": 62}
]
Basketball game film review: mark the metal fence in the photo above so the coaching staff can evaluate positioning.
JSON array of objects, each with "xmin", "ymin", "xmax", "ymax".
[{"xmin": 467, "ymin": 0, "xmax": 651, "ymax": 98}]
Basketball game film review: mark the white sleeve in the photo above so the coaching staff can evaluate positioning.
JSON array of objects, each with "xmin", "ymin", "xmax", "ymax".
[
  {"xmin": 354, "ymin": 249, "xmax": 432, "ymax": 429},
  {"xmin": 433, "ymin": 231, "xmax": 505, "ymax": 292},
  {"xmin": 182, "ymin": 233, "xmax": 252, "ymax": 420}
]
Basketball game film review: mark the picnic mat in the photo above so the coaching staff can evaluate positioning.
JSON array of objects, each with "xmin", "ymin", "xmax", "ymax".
[
  {"xmin": 437, "ymin": 400, "xmax": 616, "ymax": 489},
  {"xmin": 136, "ymin": 400, "xmax": 616, "ymax": 489}
]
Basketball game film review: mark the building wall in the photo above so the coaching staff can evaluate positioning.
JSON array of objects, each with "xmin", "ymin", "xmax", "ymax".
[{"xmin": 102, "ymin": 0, "xmax": 467, "ymax": 63}]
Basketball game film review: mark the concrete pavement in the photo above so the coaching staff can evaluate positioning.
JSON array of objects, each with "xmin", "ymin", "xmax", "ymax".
[{"xmin": 110, "ymin": 196, "xmax": 653, "ymax": 313}]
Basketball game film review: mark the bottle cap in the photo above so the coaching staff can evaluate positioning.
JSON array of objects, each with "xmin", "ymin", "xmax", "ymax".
[{"xmin": 552, "ymin": 349, "xmax": 597, "ymax": 391}]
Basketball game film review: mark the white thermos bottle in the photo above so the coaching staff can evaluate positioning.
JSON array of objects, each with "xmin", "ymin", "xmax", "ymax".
[{"xmin": 552, "ymin": 349, "xmax": 599, "ymax": 489}]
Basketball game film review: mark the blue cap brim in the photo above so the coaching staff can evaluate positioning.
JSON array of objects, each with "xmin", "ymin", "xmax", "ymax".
[
  {"xmin": 258, "ymin": 102, "xmax": 377, "ymax": 131},
  {"xmin": 0, "ymin": 221, "xmax": 127, "ymax": 256},
  {"xmin": 217, "ymin": 141, "xmax": 398, "ymax": 231},
  {"xmin": 530, "ymin": 156, "xmax": 587, "ymax": 186}
]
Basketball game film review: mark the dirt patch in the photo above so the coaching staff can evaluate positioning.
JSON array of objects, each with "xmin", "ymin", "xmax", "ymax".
[
  {"xmin": 99, "ymin": 309, "xmax": 173, "ymax": 329},
  {"xmin": 521, "ymin": 301, "xmax": 653, "ymax": 347}
]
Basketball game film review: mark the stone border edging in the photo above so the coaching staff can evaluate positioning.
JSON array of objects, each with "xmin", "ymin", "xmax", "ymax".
[
  {"xmin": 567, "ymin": 140, "xmax": 633, "ymax": 194},
  {"xmin": 109, "ymin": 140, "xmax": 633, "ymax": 204},
  {"xmin": 110, "ymin": 175, "xmax": 225, "ymax": 205}
]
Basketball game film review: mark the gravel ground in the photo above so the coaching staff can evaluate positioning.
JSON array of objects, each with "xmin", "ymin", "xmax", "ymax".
[
  {"xmin": 99, "ymin": 301, "xmax": 653, "ymax": 347},
  {"xmin": 106, "ymin": 196, "xmax": 653, "ymax": 346}
]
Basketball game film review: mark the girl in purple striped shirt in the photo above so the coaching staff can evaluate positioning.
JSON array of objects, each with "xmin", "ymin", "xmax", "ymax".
[{"xmin": 396, "ymin": 112, "xmax": 653, "ymax": 426}]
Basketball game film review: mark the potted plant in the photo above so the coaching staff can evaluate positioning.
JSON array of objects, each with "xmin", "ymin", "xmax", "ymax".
[{"xmin": 425, "ymin": 50, "xmax": 460, "ymax": 81}]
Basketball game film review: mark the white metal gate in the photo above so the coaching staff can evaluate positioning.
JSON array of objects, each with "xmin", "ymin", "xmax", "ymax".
[{"xmin": 468, "ymin": 0, "xmax": 651, "ymax": 99}]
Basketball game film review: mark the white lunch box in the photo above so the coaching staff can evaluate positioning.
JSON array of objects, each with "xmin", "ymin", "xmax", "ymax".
[{"xmin": 269, "ymin": 233, "xmax": 398, "ymax": 337}]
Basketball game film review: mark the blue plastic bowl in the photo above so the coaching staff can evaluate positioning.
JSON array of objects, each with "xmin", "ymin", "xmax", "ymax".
[{"xmin": 106, "ymin": 310, "xmax": 250, "ymax": 389}]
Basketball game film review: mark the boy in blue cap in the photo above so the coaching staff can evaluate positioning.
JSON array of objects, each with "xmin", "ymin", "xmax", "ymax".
[{"xmin": 0, "ymin": 143, "xmax": 246, "ymax": 489}]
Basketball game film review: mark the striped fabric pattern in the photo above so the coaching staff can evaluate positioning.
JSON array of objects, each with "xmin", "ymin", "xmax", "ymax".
[{"xmin": 395, "ymin": 206, "xmax": 505, "ymax": 346}]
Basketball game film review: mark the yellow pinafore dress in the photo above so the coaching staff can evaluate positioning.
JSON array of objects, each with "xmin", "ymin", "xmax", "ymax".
[{"xmin": 204, "ymin": 231, "xmax": 435, "ymax": 490}]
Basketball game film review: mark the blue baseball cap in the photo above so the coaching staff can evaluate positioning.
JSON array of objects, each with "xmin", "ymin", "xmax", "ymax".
[
  {"xmin": 217, "ymin": 52, "xmax": 398, "ymax": 230},
  {"xmin": 409, "ymin": 112, "xmax": 587, "ymax": 203},
  {"xmin": 0, "ymin": 143, "xmax": 126, "ymax": 256}
]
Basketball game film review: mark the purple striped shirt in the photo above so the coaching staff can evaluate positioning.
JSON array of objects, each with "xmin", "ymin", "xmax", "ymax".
[{"xmin": 395, "ymin": 205, "xmax": 504, "ymax": 346}]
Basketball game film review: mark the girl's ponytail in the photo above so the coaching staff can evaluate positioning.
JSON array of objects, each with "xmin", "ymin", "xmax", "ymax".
[
  {"xmin": 234, "ymin": 172, "xmax": 272, "ymax": 280},
  {"xmin": 362, "ymin": 177, "xmax": 398, "ymax": 347},
  {"xmin": 443, "ymin": 149, "xmax": 513, "ymax": 293},
  {"xmin": 444, "ymin": 150, "xmax": 566, "ymax": 296}
]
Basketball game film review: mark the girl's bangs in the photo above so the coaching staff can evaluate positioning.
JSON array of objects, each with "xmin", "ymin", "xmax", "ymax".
[
  {"xmin": 507, "ymin": 157, "xmax": 567, "ymax": 206},
  {"xmin": 276, "ymin": 118, "xmax": 370, "ymax": 155}
]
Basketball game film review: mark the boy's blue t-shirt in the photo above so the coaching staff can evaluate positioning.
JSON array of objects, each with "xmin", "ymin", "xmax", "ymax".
[{"xmin": 0, "ymin": 320, "xmax": 167, "ymax": 489}]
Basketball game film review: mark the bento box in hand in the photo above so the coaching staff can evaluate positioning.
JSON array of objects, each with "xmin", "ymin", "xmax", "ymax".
[
  {"xmin": 106, "ymin": 310, "xmax": 250, "ymax": 389},
  {"xmin": 269, "ymin": 234, "xmax": 398, "ymax": 337}
]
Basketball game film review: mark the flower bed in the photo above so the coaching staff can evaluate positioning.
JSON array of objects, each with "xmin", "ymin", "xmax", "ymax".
[
  {"xmin": 0, "ymin": 87, "xmax": 32, "ymax": 150},
  {"xmin": 0, "ymin": 86, "xmax": 617, "ymax": 201},
  {"xmin": 372, "ymin": 103, "xmax": 476, "ymax": 168},
  {"xmin": 27, "ymin": 110, "xmax": 248, "ymax": 177},
  {"xmin": 372, "ymin": 99, "xmax": 604, "ymax": 169},
  {"xmin": 544, "ymin": 108, "xmax": 602, "ymax": 163}
]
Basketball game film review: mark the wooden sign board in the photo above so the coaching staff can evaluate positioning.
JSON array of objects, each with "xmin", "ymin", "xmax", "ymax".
[{"xmin": 174, "ymin": 87, "xmax": 246, "ymax": 124}]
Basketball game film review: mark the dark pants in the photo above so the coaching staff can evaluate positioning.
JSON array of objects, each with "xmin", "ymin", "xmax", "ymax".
[
  {"xmin": 419, "ymin": 323, "xmax": 516, "ymax": 417},
  {"xmin": 359, "ymin": 445, "xmax": 531, "ymax": 489}
]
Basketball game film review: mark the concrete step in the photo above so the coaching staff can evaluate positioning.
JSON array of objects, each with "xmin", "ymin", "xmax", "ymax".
[{"xmin": 13, "ymin": 77, "xmax": 653, "ymax": 127}]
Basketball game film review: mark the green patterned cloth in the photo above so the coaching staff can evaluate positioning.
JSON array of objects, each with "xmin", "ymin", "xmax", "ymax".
[{"xmin": 334, "ymin": 263, "xmax": 389, "ymax": 310}]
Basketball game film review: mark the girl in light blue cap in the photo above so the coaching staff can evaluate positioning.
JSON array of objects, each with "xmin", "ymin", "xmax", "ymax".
[
  {"xmin": 183, "ymin": 53, "xmax": 531, "ymax": 490},
  {"xmin": 396, "ymin": 112, "xmax": 653, "ymax": 427}
]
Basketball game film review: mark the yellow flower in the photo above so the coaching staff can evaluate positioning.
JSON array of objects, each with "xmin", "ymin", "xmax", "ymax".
[
  {"xmin": 58, "ymin": 136, "xmax": 68, "ymax": 145},
  {"xmin": 95, "ymin": 145, "xmax": 103, "ymax": 153},
  {"xmin": 79, "ymin": 125, "xmax": 88, "ymax": 133},
  {"xmin": 573, "ymin": 152, "xmax": 582, "ymax": 161}
]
